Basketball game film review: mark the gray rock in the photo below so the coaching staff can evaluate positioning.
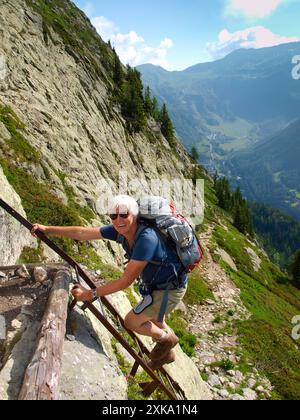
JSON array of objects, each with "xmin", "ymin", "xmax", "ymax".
[
  {"xmin": 66, "ymin": 334, "xmax": 76, "ymax": 342},
  {"xmin": 256, "ymin": 386, "xmax": 270, "ymax": 398},
  {"xmin": 15, "ymin": 265, "xmax": 30, "ymax": 280},
  {"xmin": 219, "ymin": 389, "xmax": 230, "ymax": 398},
  {"xmin": 20, "ymin": 305, "xmax": 34, "ymax": 318},
  {"xmin": 233, "ymin": 371, "xmax": 244, "ymax": 384},
  {"xmin": 231, "ymin": 394, "xmax": 245, "ymax": 401},
  {"xmin": 247, "ymin": 378, "xmax": 257, "ymax": 389},
  {"xmin": 227, "ymin": 370, "xmax": 236, "ymax": 377},
  {"xmin": 245, "ymin": 248, "xmax": 262, "ymax": 272},
  {"xmin": 33, "ymin": 267, "xmax": 47, "ymax": 283},
  {"xmin": 215, "ymin": 248, "xmax": 238, "ymax": 272},
  {"xmin": 0, "ymin": 321, "xmax": 40, "ymax": 400},
  {"xmin": 11, "ymin": 319, "xmax": 22, "ymax": 330},
  {"xmin": 243, "ymin": 388, "xmax": 258, "ymax": 400},
  {"xmin": 0, "ymin": 167, "xmax": 36, "ymax": 266},
  {"xmin": 0, "ymin": 122, "xmax": 11, "ymax": 141},
  {"xmin": 208, "ymin": 374, "xmax": 222, "ymax": 387},
  {"xmin": 205, "ymin": 299, "xmax": 215, "ymax": 306}
]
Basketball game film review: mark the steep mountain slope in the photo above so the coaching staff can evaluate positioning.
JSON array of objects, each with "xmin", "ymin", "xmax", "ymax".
[
  {"xmin": 228, "ymin": 118, "xmax": 300, "ymax": 222},
  {"xmin": 0, "ymin": 0, "xmax": 209, "ymax": 401},
  {"xmin": 250, "ymin": 202, "xmax": 300, "ymax": 268},
  {"xmin": 0, "ymin": 0, "xmax": 300, "ymax": 401},
  {"xmin": 138, "ymin": 43, "xmax": 300, "ymax": 170},
  {"xmin": 195, "ymin": 184, "xmax": 300, "ymax": 400}
]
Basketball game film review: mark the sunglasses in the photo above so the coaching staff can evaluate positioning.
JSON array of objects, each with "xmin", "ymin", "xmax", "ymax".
[{"xmin": 109, "ymin": 213, "xmax": 129, "ymax": 221}]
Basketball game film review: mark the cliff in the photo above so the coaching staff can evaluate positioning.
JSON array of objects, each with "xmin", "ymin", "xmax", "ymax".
[{"xmin": 0, "ymin": 0, "xmax": 210, "ymax": 400}]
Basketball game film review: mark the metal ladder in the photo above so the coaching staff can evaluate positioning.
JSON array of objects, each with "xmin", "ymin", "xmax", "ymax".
[{"xmin": 0, "ymin": 197, "xmax": 186, "ymax": 400}]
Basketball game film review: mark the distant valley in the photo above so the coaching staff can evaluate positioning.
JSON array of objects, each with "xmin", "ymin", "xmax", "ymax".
[{"xmin": 138, "ymin": 42, "xmax": 300, "ymax": 221}]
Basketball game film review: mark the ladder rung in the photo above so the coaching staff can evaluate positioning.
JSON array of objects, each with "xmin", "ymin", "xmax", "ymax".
[
  {"xmin": 139, "ymin": 381, "xmax": 159, "ymax": 397},
  {"xmin": 129, "ymin": 360, "xmax": 140, "ymax": 378}
]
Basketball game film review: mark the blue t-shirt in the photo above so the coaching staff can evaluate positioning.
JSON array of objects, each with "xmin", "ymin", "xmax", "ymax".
[{"xmin": 100, "ymin": 223, "xmax": 187, "ymax": 289}]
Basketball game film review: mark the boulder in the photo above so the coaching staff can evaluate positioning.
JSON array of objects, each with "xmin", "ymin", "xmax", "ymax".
[
  {"xmin": 0, "ymin": 167, "xmax": 36, "ymax": 266},
  {"xmin": 245, "ymin": 248, "xmax": 262, "ymax": 272},
  {"xmin": 215, "ymin": 248, "xmax": 237, "ymax": 272}
]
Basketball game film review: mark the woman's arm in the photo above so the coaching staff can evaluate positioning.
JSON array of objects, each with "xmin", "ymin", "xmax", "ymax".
[
  {"xmin": 72, "ymin": 260, "xmax": 148, "ymax": 301},
  {"xmin": 31, "ymin": 224, "xmax": 103, "ymax": 241}
]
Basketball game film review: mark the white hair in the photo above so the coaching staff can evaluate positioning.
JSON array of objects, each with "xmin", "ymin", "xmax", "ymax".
[{"xmin": 108, "ymin": 195, "xmax": 139, "ymax": 217}]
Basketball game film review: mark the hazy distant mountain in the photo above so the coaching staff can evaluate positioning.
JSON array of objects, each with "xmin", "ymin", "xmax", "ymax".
[
  {"xmin": 138, "ymin": 42, "xmax": 300, "ymax": 171},
  {"xmin": 229, "ymin": 118, "xmax": 300, "ymax": 221}
]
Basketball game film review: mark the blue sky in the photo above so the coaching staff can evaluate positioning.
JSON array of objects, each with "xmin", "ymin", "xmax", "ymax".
[{"xmin": 73, "ymin": 0, "xmax": 300, "ymax": 70}]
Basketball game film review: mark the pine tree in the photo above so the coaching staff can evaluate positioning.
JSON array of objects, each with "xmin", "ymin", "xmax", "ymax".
[
  {"xmin": 112, "ymin": 48, "xmax": 124, "ymax": 86},
  {"xmin": 144, "ymin": 86, "xmax": 152, "ymax": 115},
  {"xmin": 151, "ymin": 96, "xmax": 160, "ymax": 120},
  {"xmin": 159, "ymin": 103, "xmax": 175, "ymax": 147},
  {"xmin": 290, "ymin": 249, "xmax": 300, "ymax": 289},
  {"xmin": 215, "ymin": 177, "xmax": 231, "ymax": 211},
  {"xmin": 191, "ymin": 147, "xmax": 200, "ymax": 162},
  {"xmin": 120, "ymin": 66, "xmax": 146, "ymax": 133},
  {"xmin": 232, "ymin": 188, "xmax": 253, "ymax": 236},
  {"xmin": 214, "ymin": 177, "xmax": 253, "ymax": 237}
]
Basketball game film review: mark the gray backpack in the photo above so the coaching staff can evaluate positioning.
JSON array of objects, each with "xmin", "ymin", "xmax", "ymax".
[{"xmin": 137, "ymin": 196, "xmax": 203, "ymax": 271}]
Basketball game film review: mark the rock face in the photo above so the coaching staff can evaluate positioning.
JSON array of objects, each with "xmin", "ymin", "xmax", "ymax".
[
  {"xmin": 0, "ymin": 166, "xmax": 35, "ymax": 265},
  {"xmin": 0, "ymin": 320, "xmax": 40, "ymax": 400},
  {"xmin": 0, "ymin": 0, "xmax": 193, "ymax": 215},
  {"xmin": 0, "ymin": 0, "xmax": 211, "ymax": 400},
  {"xmin": 245, "ymin": 248, "xmax": 262, "ymax": 272},
  {"xmin": 59, "ymin": 305, "xmax": 128, "ymax": 401}
]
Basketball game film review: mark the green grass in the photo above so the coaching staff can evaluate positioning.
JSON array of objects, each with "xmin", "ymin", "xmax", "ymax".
[
  {"xmin": 238, "ymin": 320, "xmax": 300, "ymax": 400},
  {"xmin": 18, "ymin": 244, "xmax": 45, "ymax": 264},
  {"xmin": 184, "ymin": 269, "xmax": 214, "ymax": 305},
  {"xmin": 55, "ymin": 170, "xmax": 95, "ymax": 223},
  {"xmin": 0, "ymin": 104, "xmax": 41, "ymax": 163},
  {"xmin": 167, "ymin": 310, "xmax": 197, "ymax": 357},
  {"xmin": 200, "ymin": 183, "xmax": 300, "ymax": 399},
  {"xmin": 0, "ymin": 158, "xmax": 120, "ymax": 280},
  {"xmin": 220, "ymin": 138, "xmax": 247, "ymax": 153},
  {"xmin": 217, "ymin": 234, "xmax": 300, "ymax": 399},
  {"xmin": 210, "ymin": 359, "xmax": 235, "ymax": 372},
  {"xmin": 0, "ymin": 158, "xmax": 82, "ymax": 227}
]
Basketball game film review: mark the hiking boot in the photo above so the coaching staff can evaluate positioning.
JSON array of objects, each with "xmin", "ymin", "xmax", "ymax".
[
  {"xmin": 148, "ymin": 349, "xmax": 176, "ymax": 370},
  {"xmin": 149, "ymin": 331, "xmax": 179, "ymax": 361}
]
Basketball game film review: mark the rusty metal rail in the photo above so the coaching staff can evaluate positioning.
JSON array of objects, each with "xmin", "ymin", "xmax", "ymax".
[{"xmin": 0, "ymin": 197, "xmax": 186, "ymax": 400}]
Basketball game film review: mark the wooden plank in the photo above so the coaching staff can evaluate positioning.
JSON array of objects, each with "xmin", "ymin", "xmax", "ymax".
[
  {"xmin": 0, "ymin": 263, "xmax": 69, "ymax": 273},
  {"xmin": 18, "ymin": 269, "xmax": 71, "ymax": 400}
]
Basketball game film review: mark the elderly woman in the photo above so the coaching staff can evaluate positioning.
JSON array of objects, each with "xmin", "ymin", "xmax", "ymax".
[{"xmin": 31, "ymin": 195, "xmax": 187, "ymax": 369}]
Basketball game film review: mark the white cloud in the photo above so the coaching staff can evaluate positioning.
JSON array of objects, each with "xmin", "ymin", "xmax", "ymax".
[
  {"xmin": 91, "ymin": 16, "xmax": 119, "ymax": 42},
  {"xmin": 226, "ymin": 0, "xmax": 284, "ymax": 18},
  {"xmin": 207, "ymin": 26, "xmax": 299, "ymax": 59},
  {"xmin": 160, "ymin": 38, "xmax": 174, "ymax": 49},
  {"xmin": 90, "ymin": 15, "xmax": 173, "ymax": 69}
]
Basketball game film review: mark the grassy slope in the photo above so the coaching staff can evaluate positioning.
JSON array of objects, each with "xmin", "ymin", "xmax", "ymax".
[
  {"xmin": 202, "ymin": 178, "xmax": 300, "ymax": 400},
  {"xmin": 2, "ymin": 99, "xmax": 300, "ymax": 398}
]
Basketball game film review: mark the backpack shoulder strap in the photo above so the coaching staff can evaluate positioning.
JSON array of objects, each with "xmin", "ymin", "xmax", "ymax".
[{"xmin": 116, "ymin": 223, "xmax": 149, "ymax": 249}]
